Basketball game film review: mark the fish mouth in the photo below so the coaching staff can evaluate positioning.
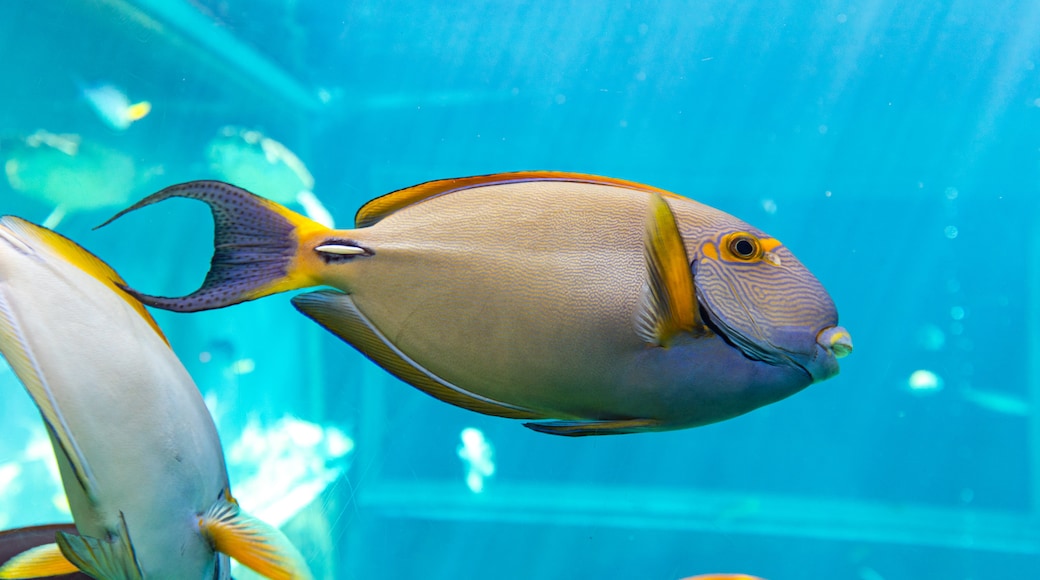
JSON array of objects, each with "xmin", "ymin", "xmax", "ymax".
[
  {"xmin": 818, "ymin": 326, "xmax": 853, "ymax": 359},
  {"xmin": 700, "ymin": 301, "xmax": 850, "ymax": 383},
  {"xmin": 800, "ymin": 325, "xmax": 852, "ymax": 382}
]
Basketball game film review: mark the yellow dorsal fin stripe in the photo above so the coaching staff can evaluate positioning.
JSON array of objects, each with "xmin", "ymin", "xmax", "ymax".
[
  {"xmin": 354, "ymin": 170, "xmax": 684, "ymax": 228},
  {"xmin": 0, "ymin": 543, "xmax": 80, "ymax": 579},
  {"xmin": 202, "ymin": 498, "xmax": 314, "ymax": 580},
  {"xmin": 0, "ymin": 216, "xmax": 169, "ymax": 345},
  {"xmin": 637, "ymin": 193, "xmax": 700, "ymax": 346}
]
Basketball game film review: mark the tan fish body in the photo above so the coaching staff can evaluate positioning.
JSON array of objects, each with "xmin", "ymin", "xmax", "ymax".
[
  {"xmin": 107, "ymin": 172, "xmax": 852, "ymax": 436},
  {"xmin": 0, "ymin": 217, "xmax": 311, "ymax": 579}
]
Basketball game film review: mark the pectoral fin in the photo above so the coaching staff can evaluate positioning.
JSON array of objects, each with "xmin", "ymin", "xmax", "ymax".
[
  {"xmin": 0, "ymin": 543, "xmax": 79, "ymax": 579},
  {"xmin": 292, "ymin": 290, "xmax": 544, "ymax": 420},
  {"xmin": 201, "ymin": 496, "xmax": 313, "ymax": 580},
  {"xmin": 635, "ymin": 193, "xmax": 703, "ymax": 346},
  {"xmin": 55, "ymin": 514, "xmax": 143, "ymax": 580},
  {"xmin": 523, "ymin": 418, "xmax": 663, "ymax": 437}
]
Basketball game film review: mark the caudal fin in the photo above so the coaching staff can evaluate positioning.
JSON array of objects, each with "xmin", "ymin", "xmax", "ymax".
[{"xmin": 99, "ymin": 181, "xmax": 331, "ymax": 312}]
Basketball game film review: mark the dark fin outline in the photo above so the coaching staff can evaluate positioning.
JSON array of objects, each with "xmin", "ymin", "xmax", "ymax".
[
  {"xmin": 55, "ymin": 513, "xmax": 143, "ymax": 580},
  {"xmin": 354, "ymin": 170, "xmax": 685, "ymax": 228},
  {"xmin": 97, "ymin": 180, "xmax": 328, "ymax": 313},
  {"xmin": 292, "ymin": 290, "xmax": 545, "ymax": 420},
  {"xmin": 523, "ymin": 418, "xmax": 663, "ymax": 437},
  {"xmin": 634, "ymin": 193, "xmax": 703, "ymax": 346}
]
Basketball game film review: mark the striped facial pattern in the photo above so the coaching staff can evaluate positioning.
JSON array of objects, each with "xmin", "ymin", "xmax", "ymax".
[{"xmin": 695, "ymin": 229, "xmax": 840, "ymax": 376}]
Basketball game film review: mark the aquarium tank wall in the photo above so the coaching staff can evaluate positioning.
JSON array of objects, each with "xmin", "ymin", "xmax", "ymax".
[{"xmin": 1, "ymin": 0, "xmax": 1038, "ymax": 578}]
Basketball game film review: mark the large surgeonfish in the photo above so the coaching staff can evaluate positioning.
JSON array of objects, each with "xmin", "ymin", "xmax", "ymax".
[
  {"xmin": 103, "ymin": 172, "xmax": 852, "ymax": 437},
  {"xmin": 0, "ymin": 217, "xmax": 312, "ymax": 579}
]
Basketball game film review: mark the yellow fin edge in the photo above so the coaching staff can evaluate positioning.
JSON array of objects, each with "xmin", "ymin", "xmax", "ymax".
[
  {"xmin": 639, "ymin": 193, "xmax": 699, "ymax": 345},
  {"xmin": 0, "ymin": 216, "xmax": 169, "ymax": 345},
  {"xmin": 202, "ymin": 498, "xmax": 314, "ymax": 580},
  {"xmin": 355, "ymin": 170, "xmax": 685, "ymax": 228},
  {"xmin": 0, "ymin": 543, "xmax": 80, "ymax": 579}
]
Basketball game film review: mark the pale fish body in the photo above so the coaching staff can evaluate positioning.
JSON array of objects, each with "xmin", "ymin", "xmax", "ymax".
[
  {"xmin": 0, "ymin": 217, "xmax": 311, "ymax": 579},
  {"xmin": 205, "ymin": 127, "xmax": 334, "ymax": 227},
  {"xmin": 3, "ymin": 131, "xmax": 140, "ymax": 228},
  {"xmin": 80, "ymin": 84, "xmax": 151, "ymax": 131},
  {"xmin": 106, "ymin": 172, "xmax": 852, "ymax": 436}
]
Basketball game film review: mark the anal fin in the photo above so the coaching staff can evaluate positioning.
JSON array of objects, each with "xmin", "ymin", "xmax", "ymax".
[
  {"xmin": 0, "ymin": 543, "xmax": 79, "ymax": 579},
  {"xmin": 292, "ymin": 291, "xmax": 544, "ymax": 420},
  {"xmin": 523, "ymin": 418, "xmax": 663, "ymax": 437},
  {"xmin": 201, "ymin": 495, "xmax": 313, "ymax": 580}
]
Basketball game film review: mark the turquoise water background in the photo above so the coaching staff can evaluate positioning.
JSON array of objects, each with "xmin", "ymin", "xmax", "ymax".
[{"xmin": 1, "ymin": 1, "xmax": 1039, "ymax": 578}]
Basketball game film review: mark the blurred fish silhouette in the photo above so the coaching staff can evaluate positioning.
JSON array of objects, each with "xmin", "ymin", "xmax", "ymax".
[
  {"xmin": 961, "ymin": 385, "xmax": 1030, "ymax": 417},
  {"xmin": 80, "ymin": 83, "xmax": 151, "ymax": 131},
  {"xmin": 103, "ymin": 172, "xmax": 852, "ymax": 436},
  {"xmin": 457, "ymin": 427, "xmax": 494, "ymax": 493},
  {"xmin": 0, "ymin": 217, "xmax": 312, "ymax": 579},
  {"xmin": 2, "ymin": 130, "xmax": 155, "ymax": 229},
  {"xmin": 206, "ymin": 126, "xmax": 334, "ymax": 227},
  {"xmin": 0, "ymin": 525, "xmax": 88, "ymax": 580}
]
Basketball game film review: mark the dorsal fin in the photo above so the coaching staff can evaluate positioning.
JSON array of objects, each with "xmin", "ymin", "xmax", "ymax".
[{"xmin": 354, "ymin": 171, "xmax": 682, "ymax": 228}]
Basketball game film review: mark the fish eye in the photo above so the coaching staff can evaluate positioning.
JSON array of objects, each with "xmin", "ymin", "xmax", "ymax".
[{"xmin": 729, "ymin": 235, "xmax": 759, "ymax": 260}]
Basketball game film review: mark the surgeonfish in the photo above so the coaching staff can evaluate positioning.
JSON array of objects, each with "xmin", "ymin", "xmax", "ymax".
[
  {"xmin": 0, "ymin": 217, "xmax": 312, "ymax": 579},
  {"xmin": 103, "ymin": 172, "xmax": 853, "ymax": 436},
  {"xmin": 0, "ymin": 525, "xmax": 88, "ymax": 580},
  {"xmin": 80, "ymin": 83, "xmax": 151, "ymax": 131}
]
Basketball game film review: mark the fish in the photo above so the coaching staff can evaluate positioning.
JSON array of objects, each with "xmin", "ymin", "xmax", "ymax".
[
  {"xmin": 0, "ymin": 525, "xmax": 89, "ymax": 580},
  {"xmin": 679, "ymin": 575, "xmax": 766, "ymax": 580},
  {"xmin": 102, "ymin": 172, "xmax": 853, "ymax": 437},
  {"xmin": 0, "ymin": 217, "xmax": 312, "ymax": 579},
  {"xmin": 961, "ymin": 386, "xmax": 1030, "ymax": 417},
  {"xmin": 80, "ymin": 83, "xmax": 151, "ymax": 131},
  {"xmin": 2, "ymin": 130, "xmax": 147, "ymax": 229},
  {"xmin": 205, "ymin": 126, "xmax": 334, "ymax": 227}
]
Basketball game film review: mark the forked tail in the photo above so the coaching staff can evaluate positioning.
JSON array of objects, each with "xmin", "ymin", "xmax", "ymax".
[{"xmin": 99, "ymin": 180, "xmax": 332, "ymax": 312}]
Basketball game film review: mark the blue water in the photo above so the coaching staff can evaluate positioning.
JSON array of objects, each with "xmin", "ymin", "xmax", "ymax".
[{"xmin": 1, "ymin": 1, "xmax": 1038, "ymax": 578}]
